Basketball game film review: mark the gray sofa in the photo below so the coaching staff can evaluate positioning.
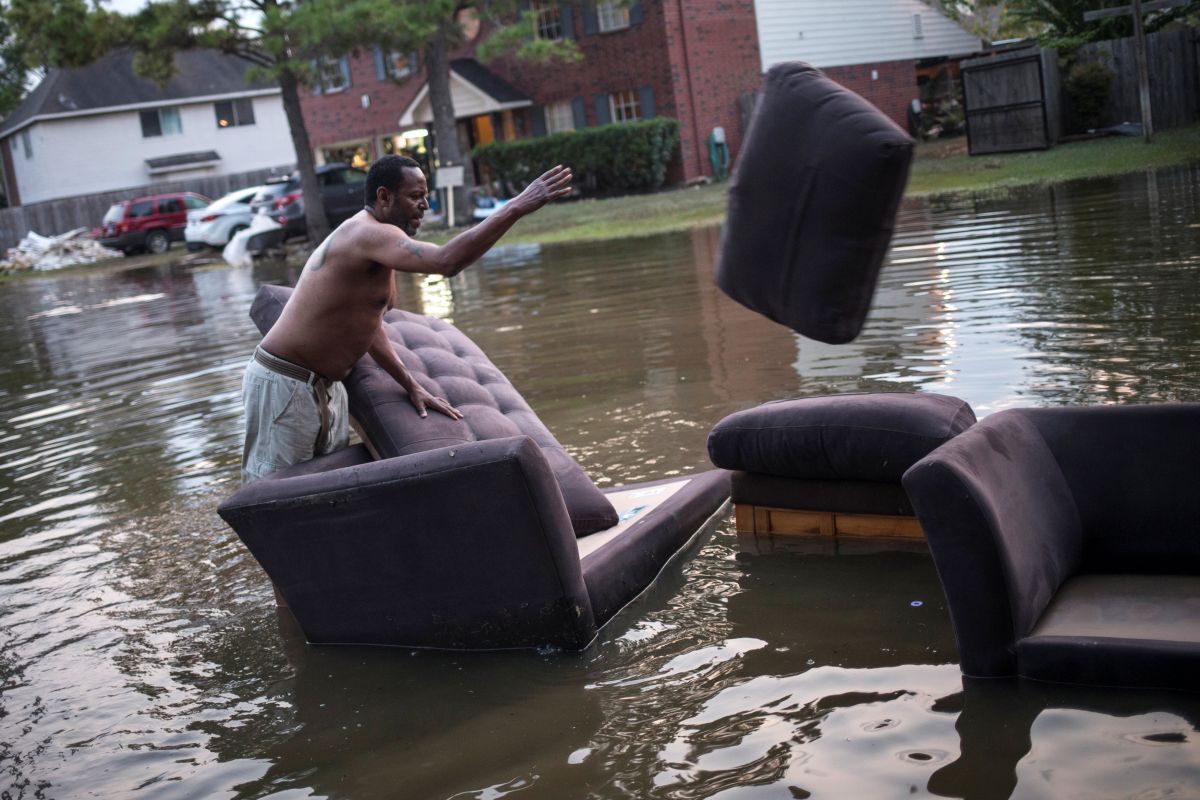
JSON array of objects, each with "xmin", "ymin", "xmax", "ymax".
[
  {"xmin": 903, "ymin": 404, "xmax": 1200, "ymax": 690},
  {"xmin": 219, "ymin": 285, "xmax": 729, "ymax": 651}
]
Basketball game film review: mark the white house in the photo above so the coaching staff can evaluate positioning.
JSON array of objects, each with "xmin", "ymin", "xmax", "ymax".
[
  {"xmin": 0, "ymin": 49, "xmax": 296, "ymax": 206},
  {"xmin": 752, "ymin": 0, "xmax": 982, "ymax": 127}
]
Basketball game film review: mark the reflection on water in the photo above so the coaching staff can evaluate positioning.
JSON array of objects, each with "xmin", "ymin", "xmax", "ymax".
[{"xmin": 1, "ymin": 166, "xmax": 1199, "ymax": 798}]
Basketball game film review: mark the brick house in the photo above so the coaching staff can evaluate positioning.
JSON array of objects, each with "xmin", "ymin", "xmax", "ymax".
[{"xmin": 298, "ymin": 1, "xmax": 980, "ymax": 186}]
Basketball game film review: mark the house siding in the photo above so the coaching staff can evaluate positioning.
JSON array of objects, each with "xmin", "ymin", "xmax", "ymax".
[
  {"xmin": 10, "ymin": 93, "xmax": 295, "ymax": 205},
  {"xmin": 754, "ymin": 0, "xmax": 981, "ymax": 70}
]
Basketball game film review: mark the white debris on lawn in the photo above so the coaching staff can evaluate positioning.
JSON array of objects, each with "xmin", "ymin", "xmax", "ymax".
[{"xmin": 0, "ymin": 229, "xmax": 123, "ymax": 274}]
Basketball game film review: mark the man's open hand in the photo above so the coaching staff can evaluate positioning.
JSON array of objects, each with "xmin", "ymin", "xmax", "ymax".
[
  {"xmin": 511, "ymin": 165, "xmax": 573, "ymax": 215},
  {"xmin": 409, "ymin": 384, "xmax": 463, "ymax": 420}
]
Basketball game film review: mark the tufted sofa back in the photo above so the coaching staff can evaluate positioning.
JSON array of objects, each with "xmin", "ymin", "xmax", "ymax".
[{"xmin": 249, "ymin": 284, "xmax": 618, "ymax": 536}]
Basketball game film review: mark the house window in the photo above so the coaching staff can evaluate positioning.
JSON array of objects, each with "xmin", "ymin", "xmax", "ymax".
[
  {"xmin": 384, "ymin": 51, "xmax": 417, "ymax": 79},
  {"xmin": 318, "ymin": 56, "xmax": 350, "ymax": 93},
  {"xmin": 215, "ymin": 98, "xmax": 255, "ymax": 128},
  {"xmin": 597, "ymin": 0, "xmax": 630, "ymax": 32},
  {"xmin": 534, "ymin": 2, "xmax": 563, "ymax": 41},
  {"xmin": 20, "ymin": 129, "xmax": 31, "ymax": 159},
  {"xmin": 140, "ymin": 106, "xmax": 182, "ymax": 137},
  {"xmin": 912, "ymin": 13, "xmax": 924, "ymax": 39},
  {"xmin": 545, "ymin": 101, "xmax": 575, "ymax": 133},
  {"xmin": 609, "ymin": 89, "xmax": 641, "ymax": 123}
]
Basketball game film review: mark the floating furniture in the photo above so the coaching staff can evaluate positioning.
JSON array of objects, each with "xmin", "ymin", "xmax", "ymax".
[
  {"xmin": 903, "ymin": 404, "xmax": 1200, "ymax": 691},
  {"xmin": 707, "ymin": 393, "xmax": 976, "ymax": 554},
  {"xmin": 716, "ymin": 61, "xmax": 915, "ymax": 345},
  {"xmin": 219, "ymin": 285, "xmax": 729, "ymax": 651}
]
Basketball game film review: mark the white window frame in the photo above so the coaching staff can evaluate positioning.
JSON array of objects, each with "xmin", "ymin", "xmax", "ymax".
[
  {"xmin": 534, "ymin": 1, "xmax": 563, "ymax": 41},
  {"xmin": 544, "ymin": 101, "xmax": 575, "ymax": 134},
  {"xmin": 215, "ymin": 98, "xmax": 255, "ymax": 129},
  {"xmin": 609, "ymin": 89, "xmax": 641, "ymax": 123},
  {"xmin": 140, "ymin": 106, "xmax": 182, "ymax": 138},
  {"xmin": 318, "ymin": 56, "xmax": 350, "ymax": 93},
  {"xmin": 597, "ymin": 0, "xmax": 630, "ymax": 32}
]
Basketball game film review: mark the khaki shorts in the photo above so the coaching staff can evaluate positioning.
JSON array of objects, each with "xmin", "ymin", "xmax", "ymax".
[{"xmin": 241, "ymin": 347, "xmax": 349, "ymax": 484}]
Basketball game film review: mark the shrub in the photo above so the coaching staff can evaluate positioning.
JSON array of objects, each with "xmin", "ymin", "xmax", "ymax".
[
  {"xmin": 473, "ymin": 118, "xmax": 680, "ymax": 196},
  {"xmin": 1065, "ymin": 60, "xmax": 1114, "ymax": 131}
]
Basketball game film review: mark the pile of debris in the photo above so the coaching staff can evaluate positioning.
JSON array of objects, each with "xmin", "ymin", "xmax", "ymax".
[{"xmin": 0, "ymin": 229, "xmax": 123, "ymax": 274}]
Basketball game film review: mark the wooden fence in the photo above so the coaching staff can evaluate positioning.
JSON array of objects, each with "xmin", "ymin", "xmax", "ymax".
[
  {"xmin": 961, "ymin": 48, "xmax": 1059, "ymax": 154},
  {"xmin": 0, "ymin": 164, "xmax": 294, "ymax": 251},
  {"xmin": 1073, "ymin": 26, "xmax": 1200, "ymax": 131}
]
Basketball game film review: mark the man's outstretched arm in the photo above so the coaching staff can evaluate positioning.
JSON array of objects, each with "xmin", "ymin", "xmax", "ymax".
[
  {"xmin": 367, "ymin": 324, "xmax": 463, "ymax": 420},
  {"xmin": 374, "ymin": 165, "xmax": 572, "ymax": 276}
]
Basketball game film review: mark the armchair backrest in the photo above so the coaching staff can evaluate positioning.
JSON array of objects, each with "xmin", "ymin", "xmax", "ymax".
[{"xmin": 1024, "ymin": 405, "xmax": 1200, "ymax": 573}]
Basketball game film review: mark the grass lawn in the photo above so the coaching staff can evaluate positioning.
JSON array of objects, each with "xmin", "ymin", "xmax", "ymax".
[{"xmin": 431, "ymin": 124, "xmax": 1200, "ymax": 247}]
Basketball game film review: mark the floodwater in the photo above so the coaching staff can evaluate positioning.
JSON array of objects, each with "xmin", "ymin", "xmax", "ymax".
[{"xmin": 2, "ymin": 164, "xmax": 1199, "ymax": 799}]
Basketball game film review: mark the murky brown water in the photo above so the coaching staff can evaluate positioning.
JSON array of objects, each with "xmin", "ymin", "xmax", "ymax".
[{"xmin": 2, "ymin": 165, "xmax": 1199, "ymax": 799}]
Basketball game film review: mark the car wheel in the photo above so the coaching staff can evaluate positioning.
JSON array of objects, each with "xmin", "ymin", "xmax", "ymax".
[{"xmin": 144, "ymin": 229, "xmax": 170, "ymax": 255}]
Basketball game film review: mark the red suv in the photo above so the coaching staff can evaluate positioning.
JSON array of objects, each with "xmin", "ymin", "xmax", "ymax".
[{"xmin": 99, "ymin": 192, "xmax": 210, "ymax": 255}]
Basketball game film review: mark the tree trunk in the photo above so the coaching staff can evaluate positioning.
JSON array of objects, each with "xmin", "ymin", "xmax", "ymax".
[
  {"xmin": 277, "ymin": 66, "xmax": 331, "ymax": 244},
  {"xmin": 425, "ymin": 23, "xmax": 470, "ymax": 227}
]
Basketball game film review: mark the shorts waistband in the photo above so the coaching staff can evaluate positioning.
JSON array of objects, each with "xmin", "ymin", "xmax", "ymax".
[{"xmin": 254, "ymin": 346, "xmax": 329, "ymax": 387}]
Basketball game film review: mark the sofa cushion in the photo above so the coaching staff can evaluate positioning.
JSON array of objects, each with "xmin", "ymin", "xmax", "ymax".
[
  {"xmin": 730, "ymin": 472, "xmax": 915, "ymax": 516},
  {"xmin": 708, "ymin": 392, "xmax": 975, "ymax": 483},
  {"xmin": 249, "ymin": 284, "xmax": 618, "ymax": 536},
  {"xmin": 1017, "ymin": 574, "xmax": 1200, "ymax": 691},
  {"xmin": 716, "ymin": 61, "xmax": 914, "ymax": 344}
]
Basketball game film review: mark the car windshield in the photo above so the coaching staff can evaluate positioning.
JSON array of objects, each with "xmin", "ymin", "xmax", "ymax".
[{"xmin": 101, "ymin": 204, "xmax": 124, "ymax": 224}]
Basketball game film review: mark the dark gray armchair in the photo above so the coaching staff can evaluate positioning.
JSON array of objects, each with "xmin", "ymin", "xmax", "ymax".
[{"xmin": 902, "ymin": 404, "xmax": 1200, "ymax": 690}]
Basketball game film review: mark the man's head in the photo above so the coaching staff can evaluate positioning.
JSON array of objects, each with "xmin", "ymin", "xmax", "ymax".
[{"xmin": 366, "ymin": 155, "xmax": 428, "ymax": 235}]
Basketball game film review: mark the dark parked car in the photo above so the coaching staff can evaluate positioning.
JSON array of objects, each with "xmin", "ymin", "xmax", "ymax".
[
  {"xmin": 255, "ymin": 163, "xmax": 368, "ymax": 239},
  {"xmin": 99, "ymin": 192, "xmax": 210, "ymax": 255}
]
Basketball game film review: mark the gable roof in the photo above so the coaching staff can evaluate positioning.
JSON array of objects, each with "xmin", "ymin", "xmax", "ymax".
[
  {"xmin": 398, "ymin": 58, "xmax": 531, "ymax": 127},
  {"xmin": 0, "ymin": 49, "xmax": 277, "ymax": 139}
]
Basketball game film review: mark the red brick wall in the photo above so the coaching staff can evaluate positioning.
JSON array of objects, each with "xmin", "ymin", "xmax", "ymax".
[
  {"xmin": 299, "ymin": 2, "xmax": 764, "ymax": 183},
  {"xmin": 822, "ymin": 59, "xmax": 917, "ymax": 133},
  {"xmin": 661, "ymin": 0, "xmax": 762, "ymax": 181},
  {"xmin": 300, "ymin": 53, "xmax": 428, "ymax": 155},
  {"xmin": 490, "ymin": 6, "xmax": 676, "ymax": 128}
]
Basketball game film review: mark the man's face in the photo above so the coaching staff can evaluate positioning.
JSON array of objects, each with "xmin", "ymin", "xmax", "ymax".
[{"xmin": 384, "ymin": 167, "xmax": 429, "ymax": 236}]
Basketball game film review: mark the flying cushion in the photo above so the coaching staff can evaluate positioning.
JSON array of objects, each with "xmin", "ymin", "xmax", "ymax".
[
  {"xmin": 249, "ymin": 284, "xmax": 619, "ymax": 536},
  {"xmin": 716, "ymin": 62, "xmax": 915, "ymax": 344}
]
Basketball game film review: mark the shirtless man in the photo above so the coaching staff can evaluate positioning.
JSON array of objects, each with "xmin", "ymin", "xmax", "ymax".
[{"xmin": 241, "ymin": 155, "xmax": 573, "ymax": 483}]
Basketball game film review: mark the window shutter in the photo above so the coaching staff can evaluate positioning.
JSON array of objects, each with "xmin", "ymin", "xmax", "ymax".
[
  {"xmin": 638, "ymin": 85, "xmax": 655, "ymax": 119},
  {"xmin": 582, "ymin": 3, "xmax": 598, "ymax": 35},
  {"xmin": 374, "ymin": 48, "xmax": 388, "ymax": 81},
  {"xmin": 339, "ymin": 56, "xmax": 352, "ymax": 88},
  {"xmin": 559, "ymin": 2, "xmax": 574, "ymax": 39},
  {"xmin": 630, "ymin": 0, "xmax": 643, "ymax": 26},
  {"xmin": 593, "ymin": 93, "xmax": 611, "ymax": 125},
  {"xmin": 571, "ymin": 97, "xmax": 587, "ymax": 128},
  {"xmin": 531, "ymin": 105, "xmax": 547, "ymax": 137},
  {"xmin": 310, "ymin": 59, "xmax": 323, "ymax": 95}
]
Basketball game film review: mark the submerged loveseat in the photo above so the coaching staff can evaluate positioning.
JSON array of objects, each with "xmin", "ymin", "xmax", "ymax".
[{"xmin": 218, "ymin": 285, "xmax": 729, "ymax": 651}]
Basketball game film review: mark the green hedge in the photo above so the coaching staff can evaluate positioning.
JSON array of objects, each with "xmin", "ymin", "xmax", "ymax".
[{"xmin": 473, "ymin": 117, "xmax": 680, "ymax": 195}]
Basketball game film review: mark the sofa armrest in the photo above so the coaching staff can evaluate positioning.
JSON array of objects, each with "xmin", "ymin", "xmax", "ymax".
[
  {"xmin": 218, "ymin": 436, "xmax": 597, "ymax": 650},
  {"xmin": 902, "ymin": 411, "xmax": 1083, "ymax": 677}
]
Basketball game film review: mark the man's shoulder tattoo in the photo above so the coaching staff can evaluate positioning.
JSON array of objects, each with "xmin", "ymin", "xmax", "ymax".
[{"xmin": 400, "ymin": 239, "xmax": 425, "ymax": 259}]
